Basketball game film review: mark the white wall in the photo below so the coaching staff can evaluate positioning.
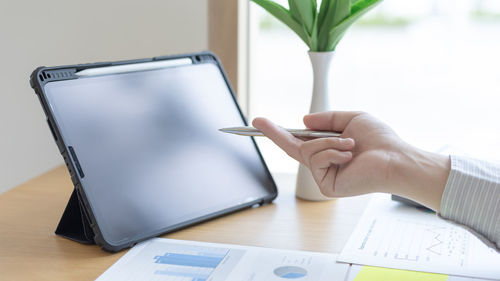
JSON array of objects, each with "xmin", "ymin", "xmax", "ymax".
[{"xmin": 0, "ymin": 0, "xmax": 208, "ymax": 193}]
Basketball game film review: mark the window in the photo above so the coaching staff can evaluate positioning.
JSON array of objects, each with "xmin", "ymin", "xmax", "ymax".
[{"xmin": 249, "ymin": 0, "xmax": 500, "ymax": 173}]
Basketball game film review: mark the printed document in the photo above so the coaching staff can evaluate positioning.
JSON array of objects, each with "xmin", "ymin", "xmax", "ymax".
[
  {"xmin": 97, "ymin": 238, "xmax": 348, "ymax": 281},
  {"xmin": 338, "ymin": 196, "xmax": 500, "ymax": 279}
]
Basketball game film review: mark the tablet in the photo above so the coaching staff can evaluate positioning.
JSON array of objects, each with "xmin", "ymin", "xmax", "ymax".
[{"xmin": 30, "ymin": 52, "xmax": 277, "ymax": 252}]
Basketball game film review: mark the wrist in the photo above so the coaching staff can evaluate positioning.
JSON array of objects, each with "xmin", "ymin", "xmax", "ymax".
[{"xmin": 388, "ymin": 145, "xmax": 451, "ymax": 211}]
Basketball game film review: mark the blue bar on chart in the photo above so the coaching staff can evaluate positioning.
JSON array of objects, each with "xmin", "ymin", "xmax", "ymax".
[
  {"xmin": 154, "ymin": 267, "xmax": 210, "ymax": 280},
  {"xmin": 154, "ymin": 253, "xmax": 225, "ymax": 268}
]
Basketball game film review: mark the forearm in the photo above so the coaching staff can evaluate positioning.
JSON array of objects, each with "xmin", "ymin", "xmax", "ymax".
[{"xmin": 388, "ymin": 145, "xmax": 450, "ymax": 211}]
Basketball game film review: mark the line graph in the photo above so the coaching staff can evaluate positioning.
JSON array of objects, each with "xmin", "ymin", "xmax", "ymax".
[
  {"xmin": 338, "ymin": 196, "xmax": 500, "ymax": 279},
  {"xmin": 368, "ymin": 218, "xmax": 468, "ymax": 265},
  {"xmin": 425, "ymin": 226, "xmax": 445, "ymax": 256}
]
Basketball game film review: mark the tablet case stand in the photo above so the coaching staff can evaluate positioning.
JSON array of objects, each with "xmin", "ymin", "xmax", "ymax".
[{"xmin": 55, "ymin": 189, "xmax": 95, "ymax": 244}]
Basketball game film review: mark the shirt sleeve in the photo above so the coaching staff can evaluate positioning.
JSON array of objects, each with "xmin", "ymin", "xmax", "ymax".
[{"xmin": 439, "ymin": 154, "xmax": 500, "ymax": 251}]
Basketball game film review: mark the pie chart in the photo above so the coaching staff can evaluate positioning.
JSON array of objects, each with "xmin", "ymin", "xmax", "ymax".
[{"xmin": 273, "ymin": 266, "xmax": 308, "ymax": 279}]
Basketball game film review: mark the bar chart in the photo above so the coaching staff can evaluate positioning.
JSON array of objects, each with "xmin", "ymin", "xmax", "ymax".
[
  {"xmin": 153, "ymin": 247, "xmax": 228, "ymax": 281},
  {"xmin": 96, "ymin": 238, "xmax": 348, "ymax": 281}
]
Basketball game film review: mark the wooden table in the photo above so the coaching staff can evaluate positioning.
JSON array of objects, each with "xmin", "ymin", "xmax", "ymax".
[{"xmin": 0, "ymin": 166, "xmax": 371, "ymax": 280}]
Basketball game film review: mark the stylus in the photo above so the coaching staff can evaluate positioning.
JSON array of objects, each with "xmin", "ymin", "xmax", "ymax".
[
  {"xmin": 75, "ymin": 58, "xmax": 193, "ymax": 76},
  {"xmin": 219, "ymin": 126, "xmax": 342, "ymax": 138}
]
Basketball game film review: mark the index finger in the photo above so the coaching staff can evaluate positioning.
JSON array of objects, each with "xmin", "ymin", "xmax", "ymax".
[
  {"xmin": 303, "ymin": 111, "xmax": 363, "ymax": 132},
  {"xmin": 252, "ymin": 117, "xmax": 303, "ymax": 162}
]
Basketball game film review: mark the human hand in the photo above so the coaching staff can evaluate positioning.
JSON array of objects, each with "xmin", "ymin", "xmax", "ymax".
[
  {"xmin": 253, "ymin": 111, "xmax": 449, "ymax": 210},
  {"xmin": 253, "ymin": 111, "xmax": 402, "ymax": 197}
]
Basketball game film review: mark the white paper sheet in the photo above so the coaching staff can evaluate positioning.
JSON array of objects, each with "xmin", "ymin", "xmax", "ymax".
[
  {"xmin": 338, "ymin": 195, "xmax": 500, "ymax": 280},
  {"xmin": 97, "ymin": 238, "xmax": 349, "ymax": 281}
]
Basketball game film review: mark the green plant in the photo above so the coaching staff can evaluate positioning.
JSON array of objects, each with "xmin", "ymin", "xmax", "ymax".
[{"xmin": 252, "ymin": 0, "xmax": 383, "ymax": 51}]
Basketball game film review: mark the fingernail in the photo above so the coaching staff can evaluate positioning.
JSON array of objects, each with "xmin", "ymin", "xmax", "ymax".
[
  {"xmin": 341, "ymin": 151, "xmax": 353, "ymax": 159},
  {"xmin": 341, "ymin": 138, "xmax": 354, "ymax": 145}
]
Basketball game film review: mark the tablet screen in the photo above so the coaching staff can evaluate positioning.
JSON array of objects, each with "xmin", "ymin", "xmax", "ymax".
[{"xmin": 43, "ymin": 62, "xmax": 276, "ymax": 247}]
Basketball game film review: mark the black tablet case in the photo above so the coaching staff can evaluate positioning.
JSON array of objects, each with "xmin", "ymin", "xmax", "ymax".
[
  {"xmin": 30, "ymin": 52, "xmax": 278, "ymax": 251},
  {"xmin": 55, "ymin": 188, "xmax": 94, "ymax": 244}
]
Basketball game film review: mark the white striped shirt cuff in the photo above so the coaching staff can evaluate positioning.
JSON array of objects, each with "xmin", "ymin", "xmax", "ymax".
[{"xmin": 440, "ymin": 155, "xmax": 500, "ymax": 251}]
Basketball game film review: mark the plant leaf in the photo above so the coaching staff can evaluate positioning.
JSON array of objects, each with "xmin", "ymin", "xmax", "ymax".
[
  {"xmin": 252, "ymin": 0, "xmax": 310, "ymax": 46},
  {"xmin": 317, "ymin": 0, "xmax": 350, "ymax": 51},
  {"xmin": 288, "ymin": 0, "xmax": 316, "ymax": 34},
  {"xmin": 351, "ymin": 0, "xmax": 380, "ymax": 15},
  {"xmin": 317, "ymin": 0, "xmax": 330, "ymax": 33},
  {"xmin": 325, "ymin": 0, "xmax": 382, "ymax": 50},
  {"xmin": 330, "ymin": 0, "xmax": 351, "ymax": 26},
  {"xmin": 309, "ymin": 13, "xmax": 319, "ymax": 50}
]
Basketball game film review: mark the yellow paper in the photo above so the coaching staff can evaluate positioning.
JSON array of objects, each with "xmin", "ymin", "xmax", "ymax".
[{"xmin": 354, "ymin": 266, "xmax": 448, "ymax": 281}]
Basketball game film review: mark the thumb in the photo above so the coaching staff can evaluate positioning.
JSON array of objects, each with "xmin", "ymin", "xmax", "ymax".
[{"xmin": 304, "ymin": 111, "xmax": 362, "ymax": 132}]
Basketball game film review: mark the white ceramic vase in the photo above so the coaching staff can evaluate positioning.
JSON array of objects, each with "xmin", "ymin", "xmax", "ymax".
[{"xmin": 295, "ymin": 51, "xmax": 335, "ymax": 201}]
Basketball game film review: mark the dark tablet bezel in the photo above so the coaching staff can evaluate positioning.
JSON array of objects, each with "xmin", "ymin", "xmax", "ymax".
[{"xmin": 29, "ymin": 51, "xmax": 278, "ymax": 252}]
